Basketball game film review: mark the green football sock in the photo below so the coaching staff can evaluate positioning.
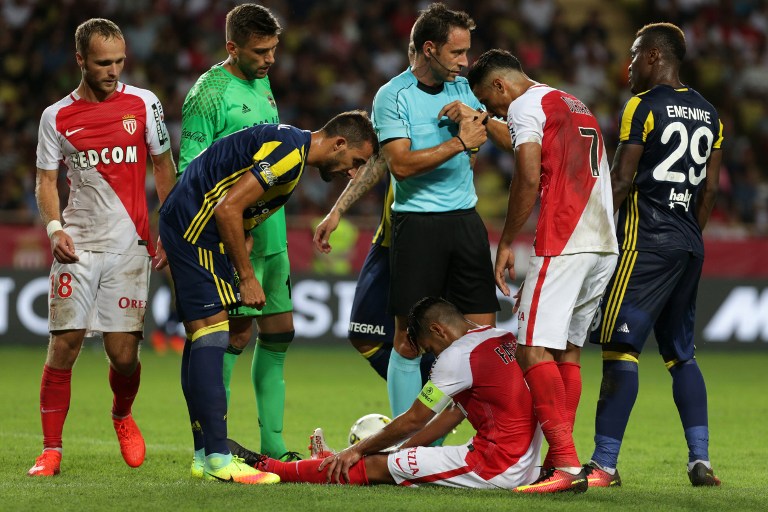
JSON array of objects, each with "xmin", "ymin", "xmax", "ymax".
[
  {"xmin": 223, "ymin": 344, "xmax": 243, "ymax": 408},
  {"xmin": 251, "ymin": 332, "xmax": 293, "ymax": 457}
]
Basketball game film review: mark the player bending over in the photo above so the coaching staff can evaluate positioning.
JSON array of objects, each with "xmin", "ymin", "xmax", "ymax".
[{"xmin": 230, "ymin": 297, "xmax": 543, "ymax": 489}]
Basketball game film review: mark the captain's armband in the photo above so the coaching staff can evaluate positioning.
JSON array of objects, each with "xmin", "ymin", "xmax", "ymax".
[{"xmin": 418, "ymin": 380, "xmax": 452, "ymax": 413}]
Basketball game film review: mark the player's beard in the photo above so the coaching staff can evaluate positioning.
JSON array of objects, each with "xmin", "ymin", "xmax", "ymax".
[
  {"xmin": 84, "ymin": 72, "xmax": 118, "ymax": 96},
  {"xmin": 317, "ymin": 157, "xmax": 344, "ymax": 182}
]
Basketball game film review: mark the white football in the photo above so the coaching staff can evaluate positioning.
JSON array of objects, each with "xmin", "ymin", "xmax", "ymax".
[{"xmin": 348, "ymin": 413, "xmax": 391, "ymax": 446}]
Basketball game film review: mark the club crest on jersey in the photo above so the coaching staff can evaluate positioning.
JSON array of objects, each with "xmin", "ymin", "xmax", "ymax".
[
  {"xmin": 267, "ymin": 94, "xmax": 276, "ymax": 109},
  {"xmin": 122, "ymin": 114, "xmax": 137, "ymax": 135}
]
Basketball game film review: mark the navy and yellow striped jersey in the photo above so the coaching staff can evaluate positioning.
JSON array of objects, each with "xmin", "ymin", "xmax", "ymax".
[
  {"xmin": 160, "ymin": 124, "xmax": 310, "ymax": 250},
  {"xmin": 371, "ymin": 175, "xmax": 394, "ymax": 248},
  {"xmin": 617, "ymin": 84, "xmax": 723, "ymax": 257}
]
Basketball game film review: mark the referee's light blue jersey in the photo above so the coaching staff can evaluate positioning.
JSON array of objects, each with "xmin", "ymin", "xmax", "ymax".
[{"xmin": 372, "ymin": 68, "xmax": 482, "ymax": 213}]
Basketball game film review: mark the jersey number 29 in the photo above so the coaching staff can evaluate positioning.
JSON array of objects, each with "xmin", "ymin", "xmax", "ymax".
[{"xmin": 652, "ymin": 121, "xmax": 713, "ymax": 186}]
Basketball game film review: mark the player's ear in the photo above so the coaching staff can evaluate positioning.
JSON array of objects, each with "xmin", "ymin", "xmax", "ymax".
[
  {"xmin": 333, "ymin": 137, "xmax": 347, "ymax": 152},
  {"xmin": 647, "ymin": 46, "xmax": 660, "ymax": 64},
  {"xmin": 225, "ymin": 40, "xmax": 238, "ymax": 57}
]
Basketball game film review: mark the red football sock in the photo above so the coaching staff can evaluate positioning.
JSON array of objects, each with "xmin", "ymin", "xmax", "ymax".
[
  {"xmin": 265, "ymin": 458, "xmax": 368, "ymax": 485},
  {"xmin": 40, "ymin": 365, "xmax": 72, "ymax": 450},
  {"xmin": 109, "ymin": 362, "xmax": 141, "ymax": 418},
  {"xmin": 524, "ymin": 361, "xmax": 580, "ymax": 468},
  {"xmin": 558, "ymin": 362, "xmax": 582, "ymax": 429}
]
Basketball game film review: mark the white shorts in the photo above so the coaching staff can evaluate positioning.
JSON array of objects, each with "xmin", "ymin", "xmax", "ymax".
[
  {"xmin": 48, "ymin": 250, "xmax": 151, "ymax": 336},
  {"xmin": 517, "ymin": 252, "xmax": 617, "ymax": 349},
  {"xmin": 386, "ymin": 437, "xmax": 541, "ymax": 489}
]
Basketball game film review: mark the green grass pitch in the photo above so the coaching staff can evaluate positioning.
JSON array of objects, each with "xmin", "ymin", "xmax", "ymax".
[{"xmin": 1, "ymin": 342, "xmax": 766, "ymax": 511}]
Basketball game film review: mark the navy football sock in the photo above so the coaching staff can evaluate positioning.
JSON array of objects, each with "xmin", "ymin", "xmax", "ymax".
[
  {"xmin": 189, "ymin": 325, "xmax": 230, "ymax": 456},
  {"xmin": 592, "ymin": 358, "xmax": 639, "ymax": 469},
  {"xmin": 181, "ymin": 338, "xmax": 204, "ymax": 452},
  {"xmin": 669, "ymin": 359, "xmax": 710, "ymax": 462}
]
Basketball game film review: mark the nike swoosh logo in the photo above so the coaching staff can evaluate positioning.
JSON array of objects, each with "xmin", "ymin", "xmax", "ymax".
[
  {"xmin": 30, "ymin": 465, "xmax": 45, "ymax": 472},
  {"xmin": 65, "ymin": 127, "xmax": 84, "ymax": 136},
  {"xmin": 41, "ymin": 408, "xmax": 64, "ymax": 413},
  {"xmin": 205, "ymin": 472, "xmax": 234, "ymax": 482}
]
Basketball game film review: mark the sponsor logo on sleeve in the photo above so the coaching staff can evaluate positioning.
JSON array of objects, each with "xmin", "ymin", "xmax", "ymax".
[
  {"xmin": 259, "ymin": 161, "xmax": 277, "ymax": 186},
  {"xmin": 151, "ymin": 103, "xmax": 169, "ymax": 146}
]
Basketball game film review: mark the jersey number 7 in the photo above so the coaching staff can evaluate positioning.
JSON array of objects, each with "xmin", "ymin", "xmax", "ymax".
[{"xmin": 579, "ymin": 127, "xmax": 600, "ymax": 177}]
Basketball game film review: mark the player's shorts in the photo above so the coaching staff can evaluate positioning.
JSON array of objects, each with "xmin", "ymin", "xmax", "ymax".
[
  {"xmin": 48, "ymin": 250, "xmax": 150, "ymax": 336},
  {"xmin": 159, "ymin": 220, "xmax": 238, "ymax": 323},
  {"xmin": 348, "ymin": 243, "xmax": 393, "ymax": 343},
  {"xmin": 229, "ymin": 249, "xmax": 292, "ymax": 318},
  {"xmin": 387, "ymin": 440, "xmax": 540, "ymax": 489},
  {"xmin": 589, "ymin": 249, "xmax": 703, "ymax": 362},
  {"xmin": 517, "ymin": 252, "xmax": 617, "ymax": 350},
  {"xmin": 389, "ymin": 208, "xmax": 499, "ymax": 316}
]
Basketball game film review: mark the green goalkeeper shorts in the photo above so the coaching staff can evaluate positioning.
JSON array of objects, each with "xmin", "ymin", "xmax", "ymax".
[{"xmin": 229, "ymin": 249, "xmax": 292, "ymax": 318}]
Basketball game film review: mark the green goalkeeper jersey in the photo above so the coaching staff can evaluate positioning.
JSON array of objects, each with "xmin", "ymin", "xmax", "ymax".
[{"xmin": 179, "ymin": 64, "xmax": 284, "ymax": 256}]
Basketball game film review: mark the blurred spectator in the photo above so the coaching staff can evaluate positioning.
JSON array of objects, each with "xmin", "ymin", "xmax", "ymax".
[{"xmin": 0, "ymin": 0, "xmax": 766, "ymax": 243}]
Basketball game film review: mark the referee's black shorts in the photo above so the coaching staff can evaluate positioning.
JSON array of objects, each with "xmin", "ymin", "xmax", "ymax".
[{"xmin": 388, "ymin": 208, "xmax": 499, "ymax": 317}]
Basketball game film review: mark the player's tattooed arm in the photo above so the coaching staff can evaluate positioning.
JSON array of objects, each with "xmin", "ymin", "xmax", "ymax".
[
  {"xmin": 151, "ymin": 149, "xmax": 177, "ymax": 205},
  {"xmin": 337, "ymin": 154, "xmax": 387, "ymax": 215},
  {"xmin": 313, "ymin": 155, "xmax": 387, "ymax": 253}
]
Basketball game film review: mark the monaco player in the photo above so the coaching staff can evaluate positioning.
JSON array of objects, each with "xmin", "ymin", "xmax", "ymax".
[
  {"xmin": 468, "ymin": 49, "xmax": 618, "ymax": 493},
  {"xmin": 28, "ymin": 18, "xmax": 176, "ymax": 476},
  {"xmin": 228, "ymin": 297, "xmax": 542, "ymax": 489}
]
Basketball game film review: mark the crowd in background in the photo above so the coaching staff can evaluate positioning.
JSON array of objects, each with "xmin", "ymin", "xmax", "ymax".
[{"xmin": 1, "ymin": 0, "xmax": 767, "ymax": 237}]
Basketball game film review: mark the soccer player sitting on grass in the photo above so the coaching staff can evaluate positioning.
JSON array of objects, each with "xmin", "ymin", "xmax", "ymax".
[{"xmin": 228, "ymin": 297, "xmax": 543, "ymax": 489}]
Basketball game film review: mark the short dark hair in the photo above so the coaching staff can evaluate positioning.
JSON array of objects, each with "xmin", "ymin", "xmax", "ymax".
[
  {"xmin": 636, "ymin": 22, "xmax": 686, "ymax": 63},
  {"xmin": 467, "ymin": 49, "xmax": 524, "ymax": 89},
  {"xmin": 321, "ymin": 110, "xmax": 379, "ymax": 154},
  {"xmin": 406, "ymin": 297, "xmax": 462, "ymax": 350},
  {"xmin": 75, "ymin": 18, "xmax": 123, "ymax": 58},
  {"xmin": 412, "ymin": 3, "xmax": 475, "ymax": 53},
  {"xmin": 226, "ymin": 3, "xmax": 282, "ymax": 46}
]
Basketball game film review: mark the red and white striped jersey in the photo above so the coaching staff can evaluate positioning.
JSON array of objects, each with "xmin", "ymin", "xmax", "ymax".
[
  {"xmin": 430, "ymin": 326, "xmax": 538, "ymax": 480},
  {"xmin": 36, "ymin": 82, "xmax": 171, "ymax": 257},
  {"xmin": 507, "ymin": 84, "xmax": 617, "ymax": 256}
]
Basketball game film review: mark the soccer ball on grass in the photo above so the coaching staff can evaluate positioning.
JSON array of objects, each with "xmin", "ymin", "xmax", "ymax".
[{"xmin": 348, "ymin": 413, "xmax": 391, "ymax": 446}]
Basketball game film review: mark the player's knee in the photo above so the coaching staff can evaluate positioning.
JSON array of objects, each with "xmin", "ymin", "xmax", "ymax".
[
  {"xmin": 664, "ymin": 357, "xmax": 694, "ymax": 371},
  {"xmin": 190, "ymin": 322, "xmax": 230, "ymax": 351},
  {"xmin": 257, "ymin": 331, "xmax": 294, "ymax": 352},
  {"xmin": 601, "ymin": 343, "xmax": 640, "ymax": 363}
]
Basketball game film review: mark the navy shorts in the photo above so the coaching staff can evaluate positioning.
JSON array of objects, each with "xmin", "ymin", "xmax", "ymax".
[
  {"xmin": 589, "ymin": 249, "xmax": 703, "ymax": 362},
  {"xmin": 159, "ymin": 218, "xmax": 239, "ymax": 322},
  {"xmin": 389, "ymin": 209, "xmax": 499, "ymax": 317},
  {"xmin": 348, "ymin": 243, "xmax": 394, "ymax": 344}
]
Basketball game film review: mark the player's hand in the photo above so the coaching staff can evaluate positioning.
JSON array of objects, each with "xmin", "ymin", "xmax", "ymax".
[
  {"xmin": 494, "ymin": 243, "xmax": 516, "ymax": 296},
  {"xmin": 438, "ymin": 100, "xmax": 483, "ymax": 124},
  {"xmin": 319, "ymin": 446, "xmax": 362, "ymax": 484},
  {"xmin": 154, "ymin": 236, "xmax": 168, "ymax": 270},
  {"xmin": 313, "ymin": 211, "xmax": 341, "ymax": 253},
  {"xmin": 457, "ymin": 116, "xmax": 487, "ymax": 150},
  {"xmin": 512, "ymin": 280, "xmax": 524, "ymax": 314},
  {"xmin": 239, "ymin": 275, "xmax": 266, "ymax": 310},
  {"xmin": 50, "ymin": 230, "xmax": 79, "ymax": 264}
]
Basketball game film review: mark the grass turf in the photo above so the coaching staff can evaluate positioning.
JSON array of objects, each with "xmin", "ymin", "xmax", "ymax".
[{"xmin": 1, "ymin": 342, "xmax": 766, "ymax": 511}]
